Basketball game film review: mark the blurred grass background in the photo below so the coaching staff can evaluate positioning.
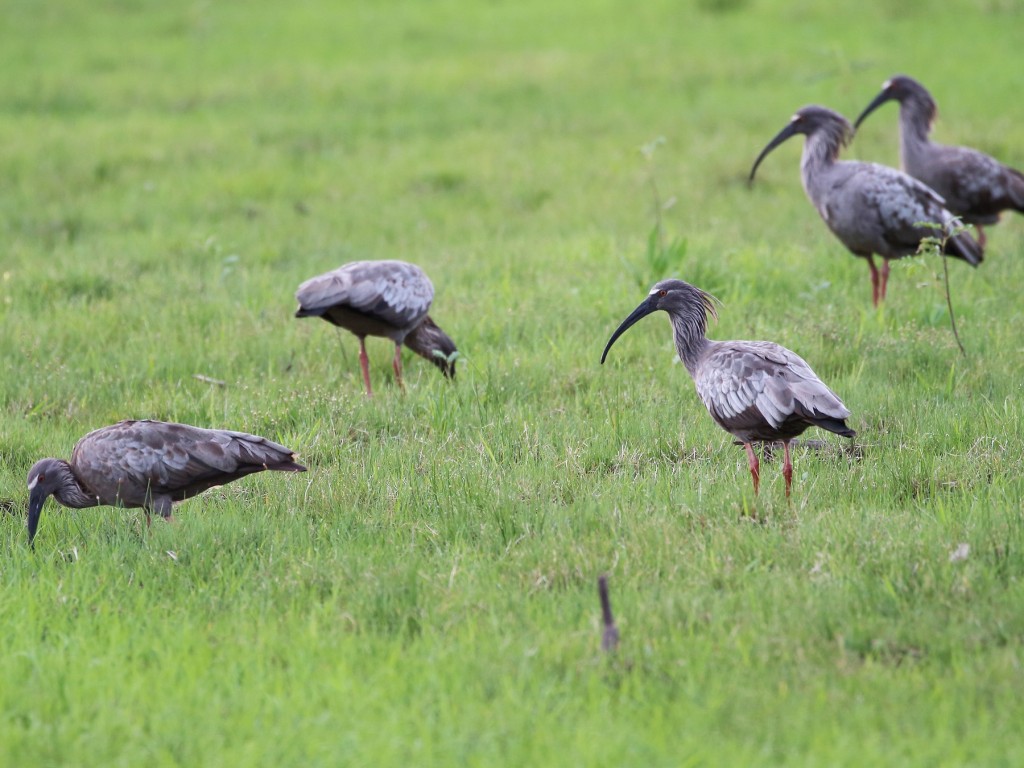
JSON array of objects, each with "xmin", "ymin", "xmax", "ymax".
[{"xmin": 2, "ymin": 0, "xmax": 1023, "ymax": 764}]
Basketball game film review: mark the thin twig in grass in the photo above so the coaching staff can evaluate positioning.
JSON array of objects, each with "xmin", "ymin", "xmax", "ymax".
[
  {"xmin": 941, "ymin": 253, "xmax": 963, "ymax": 356},
  {"xmin": 916, "ymin": 219, "xmax": 969, "ymax": 357},
  {"xmin": 598, "ymin": 574, "xmax": 619, "ymax": 652}
]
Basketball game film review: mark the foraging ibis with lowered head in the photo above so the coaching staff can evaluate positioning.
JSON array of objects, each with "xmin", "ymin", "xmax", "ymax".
[
  {"xmin": 601, "ymin": 279, "xmax": 855, "ymax": 497},
  {"xmin": 26, "ymin": 420, "xmax": 306, "ymax": 545},
  {"xmin": 295, "ymin": 260, "xmax": 457, "ymax": 396},
  {"xmin": 854, "ymin": 75, "xmax": 1024, "ymax": 248},
  {"xmin": 749, "ymin": 105, "xmax": 983, "ymax": 306}
]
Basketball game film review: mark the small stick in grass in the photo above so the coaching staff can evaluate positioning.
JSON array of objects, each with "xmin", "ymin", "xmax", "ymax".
[{"xmin": 598, "ymin": 575, "xmax": 619, "ymax": 652}]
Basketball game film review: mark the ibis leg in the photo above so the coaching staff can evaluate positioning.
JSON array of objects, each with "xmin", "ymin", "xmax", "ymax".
[
  {"xmin": 976, "ymin": 225, "xmax": 987, "ymax": 250},
  {"xmin": 867, "ymin": 256, "xmax": 880, "ymax": 307},
  {"xmin": 392, "ymin": 343, "xmax": 406, "ymax": 391},
  {"xmin": 879, "ymin": 259, "xmax": 891, "ymax": 303},
  {"xmin": 358, "ymin": 337, "xmax": 373, "ymax": 396},
  {"xmin": 744, "ymin": 442, "xmax": 760, "ymax": 496},
  {"xmin": 782, "ymin": 441, "xmax": 793, "ymax": 499}
]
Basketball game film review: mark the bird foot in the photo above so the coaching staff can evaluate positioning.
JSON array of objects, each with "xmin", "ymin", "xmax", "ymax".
[{"xmin": 738, "ymin": 498, "xmax": 761, "ymax": 522}]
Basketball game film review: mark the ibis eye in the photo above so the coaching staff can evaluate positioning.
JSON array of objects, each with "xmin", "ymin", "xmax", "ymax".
[{"xmin": 658, "ymin": 290, "xmax": 667, "ymax": 297}]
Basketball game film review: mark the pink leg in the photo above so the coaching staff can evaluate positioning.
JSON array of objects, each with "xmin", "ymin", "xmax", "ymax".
[
  {"xmin": 744, "ymin": 442, "xmax": 760, "ymax": 496},
  {"xmin": 358, "ymin": 337, "xmax": 373, "ymax": 396},
  {"xmin": 392, "ymin": 343, "xmax": 405, "ymax": 391},
  {"xmin": 867, "ymin": 257, "xmax": 880, "ymax": 308},
  {"xmin": 782, "ymin": 441, "xmax": 793, "ymax": 499},
  {"xmin": 976, "ymin": 225, "xmax": 987, "ymax": 250},
  {"xmin": 879, "ymin": 259, "xmax": 891, "ymax": 302}
]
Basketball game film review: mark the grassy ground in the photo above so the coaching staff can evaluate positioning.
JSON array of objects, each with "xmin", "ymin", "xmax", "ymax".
[{"xmin": 2, "ymin": 0, "xmax": 1024, "ymax": 764}]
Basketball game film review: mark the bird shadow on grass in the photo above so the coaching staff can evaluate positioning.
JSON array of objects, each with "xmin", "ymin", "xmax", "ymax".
[{"xmin": 751, "ymin": 438, "xmax": 865, "ymax": 463}]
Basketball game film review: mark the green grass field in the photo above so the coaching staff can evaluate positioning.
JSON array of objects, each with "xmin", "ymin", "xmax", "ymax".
[{"xmin": 3, "ymin": 0, "xmax": 1024, "ymax": 764}]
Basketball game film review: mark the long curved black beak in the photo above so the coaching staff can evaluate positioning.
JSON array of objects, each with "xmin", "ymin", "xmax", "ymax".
[
  {"xmin": 27, "ymin": 487, "xmax": 47, "ymax": 547},
  {"xmin": 748, "ymin": 122, "xmax": 800, "ymax": 183},
  {"xmin": 601, "ymin": 297, "xmax": 657, "ymax": 364},
  {"xmin": 853, "ymin": 88, "xmax": 894, "ymax": 131}
]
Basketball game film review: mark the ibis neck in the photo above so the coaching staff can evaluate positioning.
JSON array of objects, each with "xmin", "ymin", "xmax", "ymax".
[
  {"xmin": 799, "ymin": 126, "xmax": 848, "ymax": 207},
  {"xmin": 405, "ymin": 316, "xmax": 456, "ymax": 372},
  {"xmin": 899, "ymin": 97, "xmax": 934, "ymax": 142},
  {"xmin": 801, "ymin": 123, "xmax": 844, "ymax": 173},
  {"xmin": 52, "ymin": 462, "xmax": 99, "ymax": 509},
  {"xmin": 669, "ymin": 311, "xmax": 710, "ymax": 377},
  {"xmin": 898, "ymin": 98, "xmax": 934, "ymax": 171}
]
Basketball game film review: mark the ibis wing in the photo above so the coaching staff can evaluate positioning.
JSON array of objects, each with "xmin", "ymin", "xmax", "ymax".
[
  {"xmin": 295, "ymin": 260, "xmax": 434, "ymax": 328},
  {"xmin": 854, "ymin": 164, "xmax": 956, "ymax": 253},
  {"xmin": 696, "ymin": 343, "xmax": 850, "ymax": 434},
  {"xmin": 73, "ymin": 420, "xmax": 303, "ymax": 503},
  {"xmin": 938, "ymin": 145, "xmax": 1024, "ymax": 215}
]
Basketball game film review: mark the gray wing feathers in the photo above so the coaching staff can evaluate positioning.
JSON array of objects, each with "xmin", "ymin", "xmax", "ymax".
[
  {"xmin": 861, "ymin": 164, "xmax": 952, "ymax": 241},
  {"xmin": 1010, "ymin": 167, "xmax": 1024, "ymax": 208},
  {"xmin": 939, "ymin": 145, "xmax": 1024, "ymax": 210},
  {"xmin": 74, "ymin": 420, "xmax": 297, "ymax": 495},
  {"xmin": 296, "ymin": 260, "xmax": 434, "ymax": 328},
  {"xmin": 696, "ymin": 343, "xmax": 849, "ymax": 430}
]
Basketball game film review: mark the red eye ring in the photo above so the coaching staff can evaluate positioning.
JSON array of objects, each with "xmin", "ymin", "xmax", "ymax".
[{"xmin": 658, "ymin": 290, "xmax": 667, "ymax": 297}]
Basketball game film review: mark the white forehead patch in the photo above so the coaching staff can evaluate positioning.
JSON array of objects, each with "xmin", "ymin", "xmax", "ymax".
[
  {"xmin": 649, "ymin": 288, "xmax": 660, "ymax": 295},
  {"xmin": 27, "ymin": 475, "xmax": 39, "ymax": 491},
  {"xmin": 883, "ymin": 79, "xmax": 892, "ymax": 88}
]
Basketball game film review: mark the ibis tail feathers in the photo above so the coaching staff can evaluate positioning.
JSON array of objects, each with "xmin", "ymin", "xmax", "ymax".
[
  {"xmin": 808, "ymin": 417, "xmax": 856, "ymax": 438},
  {"xmin": 945, "ymin": 229, "xmax": 984, "ymax": 267}
]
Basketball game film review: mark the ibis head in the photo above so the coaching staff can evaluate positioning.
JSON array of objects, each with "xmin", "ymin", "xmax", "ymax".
[
  {"xmin": 406, "ymin": 316, "xmax": 458, "ymax": 379},
  {"xmin": 854, "ymin": 75, "xmax": 936, "ymax": 131},
  {"xmin": 26, "ymin": 458, "xmax": 68, "ymax": 546},
  {"xmin": 601, "ymin": 279, "xmax": 717, "ymax": 365},
  {"xmin": 749, "ymin": 105, "xmax": 853, "ymax": 182}
]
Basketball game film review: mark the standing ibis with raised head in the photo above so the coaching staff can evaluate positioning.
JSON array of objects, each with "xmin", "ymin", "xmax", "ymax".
[
  {"xmin": 295, "ymin": 260, "xmax": 457, "ymax": 396},
  {"xmin": 749, "ymin": 105, "xmax": 983, "ymax": 306},
  {"xmin": 26, "ymin": 419, "xmax": 307, "ymax": 545},
  {"xmin": 854, "ymin": 75, "xmax": 1024, "ymax": 248},
  {"xmin": 601, "ymin": 279, "xmax": 855, "ymax": 498}
]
